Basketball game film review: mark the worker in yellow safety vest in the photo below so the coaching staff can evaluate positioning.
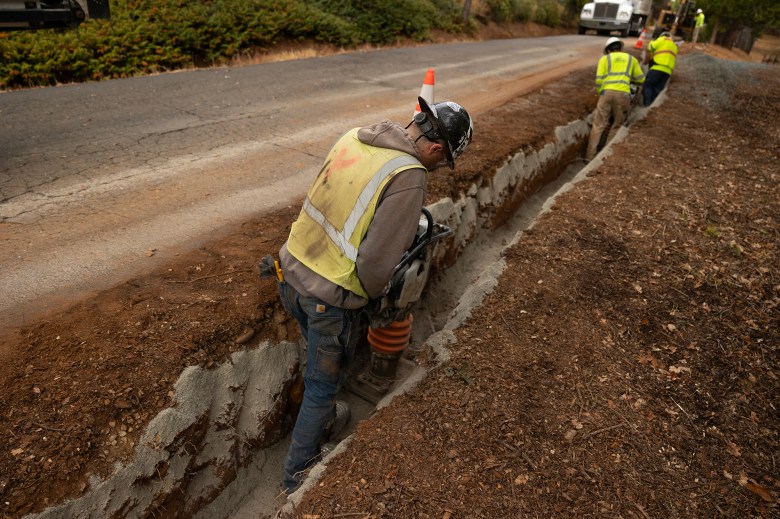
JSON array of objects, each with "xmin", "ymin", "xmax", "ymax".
[
  {"xmin": 692, "ymin": 8, "xmax": 705, "ymax": 44},
  {"xmin": 643, "ymin": 30, "xmax": 678, "ymax": 106},
  {"xmin": 277, "ymin": 96, "xmax": 473, "ymax": 495},
  {"xmin": 586, "ymin": 37, "xmax": 645, "ymax": 160}
]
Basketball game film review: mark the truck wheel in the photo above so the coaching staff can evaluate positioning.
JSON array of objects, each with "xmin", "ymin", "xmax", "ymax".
[{"xmin": 578, "ymin": 26, "xmax": 586, "ymax": 35}]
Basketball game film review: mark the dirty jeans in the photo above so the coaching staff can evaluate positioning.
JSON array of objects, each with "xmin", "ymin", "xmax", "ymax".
[
  {"xmin": 278, "ymin": 281, "xmax": 358, "ymax": 494},
  {"xmin": 586, "ymin": 90, "xmax": 631, "ymax": 160}
]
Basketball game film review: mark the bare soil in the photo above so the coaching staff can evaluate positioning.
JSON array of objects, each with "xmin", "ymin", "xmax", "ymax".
[
  {"xmin": 1, "ymin": 35, "xmax": 778, "ymax": 519},
  {"xmin": 293, "ymin": 48, "xmax": 780, "ymax": 518}
]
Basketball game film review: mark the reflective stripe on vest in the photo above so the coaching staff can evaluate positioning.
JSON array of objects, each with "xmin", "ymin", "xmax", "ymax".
[
  {"xmin": 649, "ymin": 37, "xmax": 677, "ymax": 75},
  {"xmin": 301, "ymin": 154, "xmax": 420, "ymax": 262},
  {"xmin": 287, "ymin": 129, "xmax": 423, "ymax": 297},
  {"xmin": 596, "ymin": 52, "xmax": 643, "ymax": 94}
]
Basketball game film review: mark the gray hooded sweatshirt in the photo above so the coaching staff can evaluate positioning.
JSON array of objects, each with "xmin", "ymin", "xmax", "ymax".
[{"xmin": 279, "ymin": 120, "xmax": 428, "ymax": 309}]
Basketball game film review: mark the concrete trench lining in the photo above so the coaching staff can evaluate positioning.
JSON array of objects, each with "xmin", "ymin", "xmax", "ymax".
[{"xmin": 23, "ymin": 98, "xmax": 657, "ymax": 519}]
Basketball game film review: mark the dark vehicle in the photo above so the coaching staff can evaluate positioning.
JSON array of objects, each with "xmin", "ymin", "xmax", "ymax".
[{"xmin": 0, "ymin": 0, "xmax": 109, "ymax": 31}]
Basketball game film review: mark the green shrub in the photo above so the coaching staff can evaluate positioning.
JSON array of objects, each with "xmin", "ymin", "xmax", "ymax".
[
  {"xmin": 534, "ymin": 0, "xmax": 561, "ymax": 27},
  {"xmin": 484, "ymin": 0, "xmax": 512, "ymax": 22},
  {"xmin": 484, "ymin": 0, "xmax": 535, "ymax": 23},
  {"xmin": 0, "ymin": 0, "xmax": 466, "ymax": 89},
  {"xmin": 514, "ymin": 0, "xmax": 535, "ymax": 22}
]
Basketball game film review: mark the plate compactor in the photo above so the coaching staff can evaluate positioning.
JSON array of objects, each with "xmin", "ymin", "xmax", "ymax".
[
  {"xmin": 260, "ymin": 208, "xmax": 452, "ymax": 404},
  {"xmin": 348, "ymin": 208, "xmax": 452, "ymax": 403}
]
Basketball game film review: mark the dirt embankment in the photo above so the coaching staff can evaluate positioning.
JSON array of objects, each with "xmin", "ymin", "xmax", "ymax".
[
  {"xmin": 0, "ymin": 39, "xmax": 778, "ymax": 519},
  {"xmin": 291, "ymin": 51, "xmax": 780, "ymax": 517},
  {"xmin": 0, "ymin": 49, "xmax": 597, "ymax": 519}
]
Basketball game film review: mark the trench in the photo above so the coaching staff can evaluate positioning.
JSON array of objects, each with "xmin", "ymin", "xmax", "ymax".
[{"xmin": 23, "ymin": 105, "xmax": 648, "ymax": 519}]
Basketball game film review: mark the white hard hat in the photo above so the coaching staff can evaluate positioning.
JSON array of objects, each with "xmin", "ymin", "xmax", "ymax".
[
  {"xmin": 604, "ymin": 37, "xmax": 623, "ymax": 53},
  {"xmin": 696, "ymin": 9, "xmax": 702, "ymax": 13}
]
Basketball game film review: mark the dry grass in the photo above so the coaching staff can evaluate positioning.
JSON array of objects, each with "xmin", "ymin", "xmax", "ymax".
[{"xmin": 230, "ymin": 43, "xmax": 357, "ymax": 67}]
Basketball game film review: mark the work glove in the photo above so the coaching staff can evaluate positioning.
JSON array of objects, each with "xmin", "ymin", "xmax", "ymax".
[
  {"xmin": 362, "ymin": 297, "xmax": 384, "ymax": 319},
  {"xmin": 258, "ymin": 255, "xmax": 280, "ymax": 280}
]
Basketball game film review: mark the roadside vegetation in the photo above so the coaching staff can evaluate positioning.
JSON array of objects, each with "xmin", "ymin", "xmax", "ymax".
[
  {"xmin": 0, "ymin": 0, "xmax": 571, "ymax": 90},
  {"xmin": 697, "ymin": 0, "xmax": 780, "ymax": 52}
]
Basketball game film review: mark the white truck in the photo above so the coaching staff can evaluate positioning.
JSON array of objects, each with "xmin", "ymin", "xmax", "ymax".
[{"xmin": 579, "ymin": 0, "xmax": 652, "ymax": 37}]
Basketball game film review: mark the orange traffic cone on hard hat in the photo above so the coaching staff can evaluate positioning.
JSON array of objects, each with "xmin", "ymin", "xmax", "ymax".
[
  {"xmin": 634, "ymin": 28, "xmax": 647, "ymax": 49},
  {"xmin": 413, "ymin": 68, "xmax": 435, "ymax": 116}
]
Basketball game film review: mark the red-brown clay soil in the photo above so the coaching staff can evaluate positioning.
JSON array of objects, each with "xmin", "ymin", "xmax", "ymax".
[
  {"xmin": 1, "ymin": 37, "xmax": 778, "ymax": 519},
  {"xmin": 291, "ymin": 48, "xmax": 780, "ymax": 517}
]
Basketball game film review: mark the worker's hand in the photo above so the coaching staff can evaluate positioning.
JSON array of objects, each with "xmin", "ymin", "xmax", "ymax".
[
  {"xmin": 258, "ymin": 255, "xmax": 278, "ymax": 279},
  {"xmin": 362, "ymin": 297, "xmax": 383, "ymax": 318}
]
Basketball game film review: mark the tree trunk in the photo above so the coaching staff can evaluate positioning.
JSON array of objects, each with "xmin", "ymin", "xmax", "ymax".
[
  {"xmin": 733, "ymin": 26, "xmax": 754, "ymax": 54},
  {"xmin": 462, "ymin": 0, "xmax": 472, "ymax": 24},
  {"xmin": 708, "ymin": 19, "xmax": 718, "ymax": 45}
]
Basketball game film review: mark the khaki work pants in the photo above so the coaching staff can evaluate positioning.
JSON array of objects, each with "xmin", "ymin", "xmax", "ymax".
[
  {"xmin": 692, "ymin": 25, "xmax": 702, "ymax": 44},
  {"xmin": 586, "ymin": 90, "xmax": 631, "ymax": 160}
]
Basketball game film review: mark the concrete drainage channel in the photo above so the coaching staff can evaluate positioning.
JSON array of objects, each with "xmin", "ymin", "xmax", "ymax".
[{"xmin": 24, "ymin": 106, "xmax": 650, "ymax": 519}]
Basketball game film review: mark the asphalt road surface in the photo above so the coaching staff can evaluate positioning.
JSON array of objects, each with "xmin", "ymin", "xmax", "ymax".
[{"xmin": 0, "ymin": 35, "xmax": 603, "ymax": 338}]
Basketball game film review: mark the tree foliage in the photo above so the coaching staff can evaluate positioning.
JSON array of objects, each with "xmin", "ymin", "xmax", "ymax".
[
  {"xmin": 0, "ymin": 0, "xmax": 464, "ymax": 89},
  {"xmin": 534, "ymin": 0, "xmax": 561, "ymax": 27},
  {"xmin": 698, "ymin": 0, "xmax": 780, "ymax": 36}
]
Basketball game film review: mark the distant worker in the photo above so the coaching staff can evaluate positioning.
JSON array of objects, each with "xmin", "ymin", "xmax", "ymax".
[
  {"xmin": 274, "ymin": 97, "xmax": 473, "ymax": 495},
  {"xmin": 692, "ymin": 8, "xmax": 705, "ymax": 44},
  {"xmin": 586, "ymin": 37, "xmax": 645, "ymax": 160},
  {"xmin": 643, "ymin": 30, "xmax": 678, "ymax": 107}
]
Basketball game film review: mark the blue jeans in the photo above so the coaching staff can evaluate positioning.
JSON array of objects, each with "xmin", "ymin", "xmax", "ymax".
[
  {"xmin": 278, "ymin": 281, "xmax": 359, "ymax": 494},
  {"xmin": 643, "ymin": 69, "xmax": 670, "ymax": 107}
]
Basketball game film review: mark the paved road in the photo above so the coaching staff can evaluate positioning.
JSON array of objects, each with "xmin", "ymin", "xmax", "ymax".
[{"xmin": 0, "ymin": 35, "xmax": 603, "ymax": 334}]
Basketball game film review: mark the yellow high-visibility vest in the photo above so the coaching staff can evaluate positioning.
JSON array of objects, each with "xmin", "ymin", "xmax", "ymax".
[
  {"xmin": 648, "ymin": 36, "xmax": 678, "ymax": 75},
  {"xmin": 286, "ymin": 128, "xmax": 423, "ymax": 298},
  {"xmin": 595, "ymin": 52, "xmax": 645, "ymax": 95}
]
